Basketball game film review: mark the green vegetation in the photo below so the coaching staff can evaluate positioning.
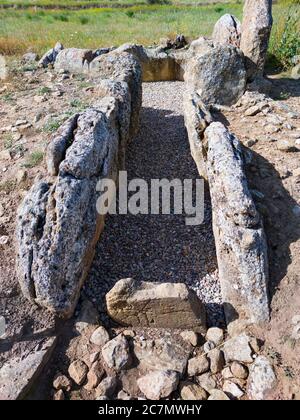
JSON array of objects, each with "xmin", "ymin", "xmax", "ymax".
[
  {"xmin": 23, "ymin": 150, "xmax": 44, "ymax": 167},
  {"xmin": 268, "ymin": 0, "xmax": 300, "ymax": 69},
  {"xmin": 0, "ymin": 4, "xmax": 242, "ymax": 55},
  {"xmin": 0, "ymin": 1, "xmax": 298, "ymax": 69},
  {"xmin": 3, "ymin": 133, "xmax": 13, "ymax": 149},
  {"xmin": 42, "ymin": 118, "xmax": 62, "ymax": 133}
]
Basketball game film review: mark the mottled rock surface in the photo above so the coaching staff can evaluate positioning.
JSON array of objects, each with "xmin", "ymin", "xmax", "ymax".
[
  {"xmin": 106, "ymin": 278, "xmax": 207, "ymax": 333},
  {"xmin": 247, "ymin": 356, "xmax": 276, "ymax": 400},
  {"xmin": 0, "ymin": 337, "xmax": 56, "ymax": 400},
  {"xmin": 205, "ymin": 122, "xmax": 269, "ymax": 326},
  {"xmin": 184, "ymin": 45, "xmax": 246, "ymax": 106},
  {"xmin": 212, "ymin": 14, "xmax": 241, "ymax": 47},
  {"xmin": 240, "ymin": 0, "xmax": 273, "ymax": 79}
]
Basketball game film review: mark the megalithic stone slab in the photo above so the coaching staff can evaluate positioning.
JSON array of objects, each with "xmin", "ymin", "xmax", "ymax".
[
  {"xmin": 205, "ymin": 122, "xmax": 269, "ymax": 327},
  {"xmin": 106, "ymin": 278, "xmax": 207, "ymax": 334},
  {"xmin": 240, "ymin": 0, "xmax": 273, "ymax": 80}
]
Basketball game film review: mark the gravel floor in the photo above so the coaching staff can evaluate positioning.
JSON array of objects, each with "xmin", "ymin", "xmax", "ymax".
[{"xmin": 85, "ymin": 81, "xmax": 224, "ymax": 326}]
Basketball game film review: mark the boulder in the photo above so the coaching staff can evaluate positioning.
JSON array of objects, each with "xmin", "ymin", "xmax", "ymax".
[
  {"xmin": 54, "ymin": 48, "xmax": 95, "ymax": 74},
  {"xmin": 223, "ymin": 380, "xmax": 244, "ymax": 399},
  {"xmin": 106, "ymin": 278, "xmax": 207, "ymax": 333},
  {"xmin": 102, "ymin": 335, "xmax": 131, "ymax": 371},
  {"xmin": 183, "ymin": 91, "xmax": 213, "ymax": 179},
  {"xmin": 187, "ymin": 355, "xmax": 210, "ymax": 377},
  {"xmin": 53, "ymin": 373, "xmax": 72, "ymax": 391},
  {"xmin": 137, "ymin": 370, "xmax": 179, "ymax": 400},
  {"xmin": 179, "ymin": 381, "xmax": 208, "ymax": 400},
  {"xmin": 208, "ymin": 389, "xmax": 230, "ymax": 400},
  {"xmin": 133, "ymin": 336, "xmax": 190, "ymax": 376},
  {"xmin": 90, "ymin": 326, "xmax": 110, "ymax": 347},
  {"xmin": 68, "ymin": 360, "xmax": 88, "ymax": 386},
  {"xmin": 89, "ymin": 51, "xmax": 142, "ymax": 137},
  {"xmin": 247, "ymin": 356, "xmax": 276, "ymax": 400},
  {"xmin": 222, "ymin": 333, "xmax": 253, "ymax": 364},
  {"xmin": 212, "ymin": 14, "xmax": 241, "ymax": 47},
  {"xmin": 205, "ymin": 122, "xmax": 269, "ymax": 325},
  {"xmin": 95, "ymin": 376, "xmax": 117, "ymax": 398},
  {"xmin": 206, "ymin": 327, "xmax": 224, "ymax": 346},
  {"xmin": 38, "ymin": 42, "xmax": 63, "ymax": 68},
  {"xmin": 0, "ymin": 337, "xmax": 56, "ymax": 400},
  {"xmin": 185, "ymin": 45, "xmax": 246, "ymax": 106},
  {"xmin": 240, "ymin": 0, "xmax": 273, "ymax": 80}
]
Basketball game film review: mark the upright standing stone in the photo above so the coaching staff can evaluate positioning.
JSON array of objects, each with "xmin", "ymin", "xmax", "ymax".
[
  {"xmin": 240, "ymin": 0, "xmax": 273, "ymax": 80},
  {"xmin": 212, "ymin": 14, "xmax": 241, "ymax": 48},
  {"xmin": 0, "ymin": 55, "xmax": 7, "ymax": 80}
]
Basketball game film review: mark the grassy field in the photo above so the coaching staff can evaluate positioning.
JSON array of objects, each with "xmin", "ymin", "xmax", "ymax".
[
  {"xmin": 0, "ymin": 1, "xmax": 298, "ymax": 68},
  {"xmin": 0, "ymin": 0, "xmax": 236, "ymax": 6}
]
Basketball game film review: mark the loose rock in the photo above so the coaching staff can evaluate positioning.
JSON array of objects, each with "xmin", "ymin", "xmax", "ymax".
[
  {"xmin": 90, "ymin": 326, "xmax": 110, "ymax": 347},
  {"xmin": 206, "ymin": 327, "xmax": 224, "ymax": 346},
  {"xmin": 68, "ymin": 360, "xmax": 88, "ymax": 386},
  {"xmin": 180, "ymin": 381, "xmax": 208, "ymax": 400},
  {"xmin": 53, "ymin": 373, "xmax": 72, "ymax": 391},
  {"xmin": 102, "ymin": 335, "xmax": 131, "ymax": 371},
  {"xmin": 137, "ymin": 370, "xmax": 179, "ymax": 400},
  {"xmin": 247, "ymin": 356, "xmax": 277, "ymax": 400},
  {"xmin": 188, "ymin": 354, "xmax": 210, "ymax": 377}
]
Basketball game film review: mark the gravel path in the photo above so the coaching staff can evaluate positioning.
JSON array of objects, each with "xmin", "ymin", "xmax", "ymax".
[{"xmin": 85, "ymin": 81, "xmax": 223, "ymax": 326}]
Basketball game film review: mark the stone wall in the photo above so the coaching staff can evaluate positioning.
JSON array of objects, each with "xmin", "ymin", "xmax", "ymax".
[{"xmin": 16, "ymin": 54, "xmax": 142, "ymax": 317}]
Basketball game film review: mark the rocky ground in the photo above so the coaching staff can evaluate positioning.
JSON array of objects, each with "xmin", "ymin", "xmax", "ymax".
[{"xmin": 0, "ymin": 62, "xmax": 300, "ymax": 400}]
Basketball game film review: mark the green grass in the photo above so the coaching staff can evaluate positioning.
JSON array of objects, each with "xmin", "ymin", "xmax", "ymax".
[
  {"xmin": 0, "ymin": 1, "xmax": 298, "ymax": 69},
  {"xmin": 0, "ymin": 4, "xmax": 242, "ymax": 55},
  {"xmin": 23, "ymin": 150, "xmax": 44, "ymax": 167}
]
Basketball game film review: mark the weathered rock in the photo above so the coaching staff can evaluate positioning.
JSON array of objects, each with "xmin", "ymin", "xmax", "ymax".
[
  {"xmin": 208, "ymin": 389, "xmax": 230, "ymax": 401},
  {"xmin": 90, "ymin": 326, "xmax": 110, "ymax": 347},
  {"xmin": 277, "ymin": 139, "xmax": 297, "ymax": 152},
  {"xmin": 53, "ymin": 389, "xmax": 65, "ymax": 400},
  {"xmin": 89, "ymin": 51, "xmax": 142, "ymax": 137},
  {"xmin": 189, "ymin": 37, "xmax": 214, "ymax": 57},
  {"xmin": 113, "ymin": 43, "xmax": 179, "ymax": 82},
  {"xmin": 180, "ymin": 381, "xmax": 208, "ymax": 400},
  {"xmin": 231, "ymin": 361, "xmax": 248, "ymax": 380},
  {"xmin": 68, "ymin": 360, "xmax": 88, "ymax": 386},
  {"xmin": 206, "ymin": 327, "xmax": 224, "ymax": 346},
  {"xmin": 106, "ymin": 278, "xmax": 206, "ymax": 333},
  {"xmin": 212, "ymin": 14, "xmax": 241, "ymax": 47},
  {"xmin": 16, "ymin": 65, "xmax": 141, "ymax": 317},
  {"xmin": 0, "ymin": 316, "xmax": 5, "ymax": 338},
  {"xmin": 203, "ymin": 341, "xmax": 215, "ymax": 353},
  {"xmin": 102, "ymin": 334, "xmax": 131, "ymax": 371},
  {"xmin": 207, "ymin": 349, "xmax": 225, "ymax": 374},
  {"xmin": 95, "ymin": 376, "xmax": 117, "ymax": 398},
  {"xmin": 205, "ymin": 122, "xmax": 269, "ymax": 325},
  {"xmin": 0, "ymin": 54, "xmax": 7, "ymax": 80},
  {"xmin": 133, "ymin": 336, "xmax": 190, "ymax": 376},
  {"xmin": 222, "ymin": 366, "xmax": 233, "ymax": 380},
  {"xmin": 222, "ymin": 334, "xmax": 253, "ymax": 364},
  {"xmin": 0, "ymin": 337, "xmax": 56, "ymax": 400},
  {"xmin": 54, "ymin": 48, "xmax": 95, "ymax": 74},
  {"xmin": 75, "ymin": 298, "xmax": 99, "ymax": 334},
  {"xmin": 117, "ymin": 390, "xmax": 132, "ymax": 400},
  {"xmin": 247, "ymin": 356, "xmax": 276, "ymax": 400},
  {"xmin": 22, "ymin": 52, "xmax": 39, "ymax": 63},
  {"xmin": 84, "ymin": 362, "xmax": 105, "ymax": 390},
  {"xmin": 137, "ymin": 370, "xmax": 179, "ymax": 400},
  {"xmin": 53, "ymin": 373, "xmax": 72, "ymax": 391},
  {"xmin": 223, "ymin": 380, "xmax": 244, "ymax": 399},
  {"xmin": 183, "ymin": 91, "xmax": 213, "ymax": 178},
  {"xmin": 39, "ymin": 42, "xmax": 63, "ymax": 68},
  {"xmin": 240, "ymin": 0, "xmax": 273, "ymax": 80},
  {"xmin": 180, "ymin": 331, "xmax": 199, "ymax": 347},
  {"xmin": 185, "ymin": 45, "xmax": 246, "ymax": 106},
  {"xmin": 291, "ymin": 63, "xmax": 300, "ymax": 80},
  {"xmin": 195, "ymin": 372, "xmax": 216, "ymax": 392},
  {"xmin": 187, "ymin": 354, "xmax": 210, "ymax": 377}
]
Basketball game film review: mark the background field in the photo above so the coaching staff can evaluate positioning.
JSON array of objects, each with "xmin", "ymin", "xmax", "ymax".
[{"xmin": 0, "ymin": 0, "xmax": 299, "ymax": 69}]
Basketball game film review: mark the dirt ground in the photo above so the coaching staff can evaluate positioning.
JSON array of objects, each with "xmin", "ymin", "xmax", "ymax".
[{"xmin": 0, "ymin": 62, "xmax": 299, "ymax": 399}]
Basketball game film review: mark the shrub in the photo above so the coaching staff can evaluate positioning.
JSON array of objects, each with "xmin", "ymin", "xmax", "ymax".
[
  {"xmin": 269, "ymin": 0, "xmax": 300, "ymax": 69},
  {"xmin": 79, "ymin": 16, "xmax": 89, "ymax": 25},
  {"xmin": 23, "ymin": 151, "xmax": 44, "ymax": 168}
]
